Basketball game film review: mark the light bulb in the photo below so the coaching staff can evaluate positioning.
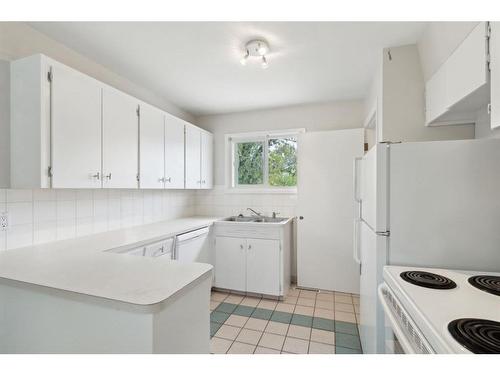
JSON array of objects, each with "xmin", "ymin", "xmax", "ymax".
[
  {"xmin": 261, "ymin": 55, "xmax": 268, "ymax": 69},
  {"xmin": 257, "ymin": 44, "xmax": 267, "ymax": 56}
]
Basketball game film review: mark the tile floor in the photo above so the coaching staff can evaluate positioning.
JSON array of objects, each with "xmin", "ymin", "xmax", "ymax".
[{"xmin": 209, "ymin": 286, "xmax": 362, "ymax": 354}]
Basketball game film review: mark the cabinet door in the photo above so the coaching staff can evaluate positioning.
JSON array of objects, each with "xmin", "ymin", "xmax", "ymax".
[
  {"xmin": 491, "ymin": 22, "xmax": 500, "ymax": 129},
  {"xmin": 445, "ymin": 22, "xmax": 488, "ymax": 109},
  {"xmin": 185, "ymin": 124, "xmax": 201, "ymax": 189},
  {"xmin": 139, "ymin": 104, "xmax": 165, "ymax": 189},
  {"xmin": 246, "ymin": 239, "xmax": 281, "ymax": 295},
  {"xmin": 425, "ymin": 66, "xmax": 447, "ymax": 125},
  {"xmin": 165, "ymin": 114, "xmax": 185, "ymax": 189},
  {"xmin": 214, "ymin": 236, "xmax": 246, "ymax": 291},
  {"xmin": 51, "ymin": 64, "xmax": 102, "ymax": 188},
  {"xmin": 200, "ymin": 131, "xmax": 214, "ymax": 189},
  {"xmin": 102, "ymin": 87, "xmax": 139, "ymax": 188}
]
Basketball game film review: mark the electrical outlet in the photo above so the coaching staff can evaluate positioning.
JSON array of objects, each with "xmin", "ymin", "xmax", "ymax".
[{"xmin": 0, "ymin": 212, "xmax": 8, "ymax": 230}]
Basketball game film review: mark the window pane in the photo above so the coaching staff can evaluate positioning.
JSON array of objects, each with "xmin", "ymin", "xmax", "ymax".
[
  {"xmin": 236, "ymin": 142, "xmax": 264, "ymax": 185},
  {"xmin": 268, "ymin": 137, "xmax": 297, "ymax": 187}
]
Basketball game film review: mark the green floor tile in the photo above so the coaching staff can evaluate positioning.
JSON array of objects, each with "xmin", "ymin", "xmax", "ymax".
[
  {"xmin": 335, "ymin": 321, "xmax": 359, "ymax": 336},
  {"xmin": 312, "ymin": 317, "xmax": 335, "ymax": 332},
  {"xmin": 290, "ymin": 314, "xmax": 313, "ymax": 327},
  {"xmin": 215, "ymin": 302, "xmax": 238, "ymax": 314},
  {"xmin": 210, "ymin": 322, "xmax": 222, "ymax": 337},
  {"xmin": 270, "ymin": 311, "xmax": 293, "ymax": 324},
  {"xmin": 336, "ymin": 332, "xmax": 362, "ymax": 350},
  {"xmin": 233, "ymin": 305, "xmax": 255, "ymax": 317},
  {"xmin": 210, "ymin": 311, "xmax": 230, "ymax": 324},
  {"xmin": 251, "ymin": 308, "xmax": 274, "ymax": 320},
  {"xmin": 335, "ymin": 346, "xmax": 362, "ymax": 354}
]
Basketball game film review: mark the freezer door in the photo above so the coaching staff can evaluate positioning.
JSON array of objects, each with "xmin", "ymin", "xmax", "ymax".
[
  {"xmin": 389, "ymin": 139, "xmax": 500, "ymax": 271},
  {"xmin": 360, "ymin": 144, "xmax": 389, "ymax": 233},
  {"xmin": 359, "ymin": 220, "xmax": 388, "ymax": 354}
]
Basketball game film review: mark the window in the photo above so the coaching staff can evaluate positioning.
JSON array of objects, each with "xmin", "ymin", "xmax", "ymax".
[{"xmin": 228, "ymin": 130, "xmax": 302, "ymax": 190}]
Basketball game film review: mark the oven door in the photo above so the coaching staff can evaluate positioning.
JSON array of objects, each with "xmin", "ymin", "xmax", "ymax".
[{"xmin": 378, "ymin": 283, "xmax": 435, "ymax": 354}]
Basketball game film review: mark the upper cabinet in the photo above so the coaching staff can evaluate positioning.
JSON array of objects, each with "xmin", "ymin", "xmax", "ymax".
[
  {"xmin": 10, "ymin": 54, "xmax": 213, "ymax": 190},
  {"xmin": 185, "ymin": 125, "xmax": 213, "ymax": 189},
  {"xmin": 102, "ymin": 87, "xmax": 139, "ymax": 189},
  {"xmin": 185, "ymin": 124, "xmax": 202, "ymax": 189},
  {"xmin": 201, "ymin": 131, "xmax": 214, "ymax": 189},
  {"xmin": 425, "ymin": 22, "xmax": 489, "ymax": 126},
  {"xmin": 164, "ymin": 113, "xmax": 186, "ymax": 189},
  {"xmin": 490, "ymin": 22, "xmax": 500, "ymax": 129},
  {"xmin": 51, "ymin": 63, "xmax": 103, "ymax": 189},
  {"xmin": 139, "ymin": 103, "xmax": 165, "ymax": 189}
]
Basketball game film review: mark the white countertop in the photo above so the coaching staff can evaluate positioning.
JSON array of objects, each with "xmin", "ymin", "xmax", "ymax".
[{"xmin": 0, "ymin": 217, "xmax": 219, "ymax": 307}]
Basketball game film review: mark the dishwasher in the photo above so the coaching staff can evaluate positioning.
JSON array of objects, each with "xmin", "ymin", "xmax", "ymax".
[{"xmin": 174, "ymin": 226, "xmax": 211, "ymax": 263}]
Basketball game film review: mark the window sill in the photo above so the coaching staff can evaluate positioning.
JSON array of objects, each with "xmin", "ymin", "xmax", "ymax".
[{"xmin": 224, "ymin": 187, "xmax": 297, "ymax": 195}]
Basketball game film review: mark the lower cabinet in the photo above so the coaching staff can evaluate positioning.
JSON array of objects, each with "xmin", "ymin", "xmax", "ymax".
[{"xmin": 214, "ymin": 236, "xmax": 281, "ymax": 296}]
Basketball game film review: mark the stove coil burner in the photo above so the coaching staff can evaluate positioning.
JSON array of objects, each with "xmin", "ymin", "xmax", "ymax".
[
  {"xmin": 468, "ymin": 275, "xmax": 500, "ymax": 297},
  {"xmin": 448, "ymin": 319, "xmax": 500, "ymax": 354},
  {"xmin": 400, "ymin": 271, "xmax": 457, "ymax": 289}
]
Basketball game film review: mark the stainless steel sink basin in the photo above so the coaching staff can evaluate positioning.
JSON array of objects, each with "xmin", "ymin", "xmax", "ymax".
[{"xmin": 223, "ymin": 216, "xmax": 287, "ymax": 223}]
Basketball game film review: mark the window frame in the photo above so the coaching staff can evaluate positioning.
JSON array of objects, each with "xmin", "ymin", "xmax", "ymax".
[{"xmin": 225, "ymin": 129, "xmax": 304, "ymax": 194}]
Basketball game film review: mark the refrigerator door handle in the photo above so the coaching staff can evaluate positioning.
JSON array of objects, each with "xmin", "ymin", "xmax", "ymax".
[
  {"xmin": 353, "ymin": 157, "xmax": 363, "ymax": 203},
  {"xmin": 353, "ymin": 218, "xmax": 361, "ymax": 265}
]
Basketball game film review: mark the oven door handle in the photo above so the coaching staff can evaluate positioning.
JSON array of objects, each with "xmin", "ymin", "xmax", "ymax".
[{"xmin": 378, "ymin": 284, "xmax": 417, "ymax": 354}]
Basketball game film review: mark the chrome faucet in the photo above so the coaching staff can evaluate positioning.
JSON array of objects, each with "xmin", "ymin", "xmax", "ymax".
[{"xmin": 247, "ymin": 208, "xmax": 262, "ymax": 217}]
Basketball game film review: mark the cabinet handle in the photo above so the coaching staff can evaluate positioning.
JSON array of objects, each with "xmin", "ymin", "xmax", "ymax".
[
  {"xmin": 92, "ymin": 172, "xmax": 100, "ymax": 180},
  {"xmin": 105, "ymin": 173, "xmax": 112, "ymax": 180}
]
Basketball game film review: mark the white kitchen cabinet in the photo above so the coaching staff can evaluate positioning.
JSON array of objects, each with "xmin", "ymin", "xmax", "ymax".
[
  {"xmin": 51, "ymin": 63, "xmax": 103, "ymax": 188},
  {"xmin": 214, "ymin": 220, "xmax": 292, "ymax": 297},
  {"xmin": 164, "ymin": 113, "xmax": 185, "ymax": 189},
  {"xmin": 102, "ymin": 87, "xmax": 139, "ymax": 188},
  {"xmin": 139, "ymin": 103, "xmax": 165, "ymax": 189},
  {"xmin": 10, "ymin": 54, "xmax": 214, "ymax": 190},
  {"xmin": 200, "ymin": 131, "xmax": 214, "ymax": 189},
  {"xmin": 185, "ymin": 125, "xmax": 214, "ymax": 189},
  {"xmin": 490, "ymin": 22, "xmax": 500, "ymax": 129},
  {"xmin": 185, "ymin": 124, "xmax": 202, "ymax": 189},
  {"xmin": 246, "ymin": 238, "xmax": 281, "ymax": 296},
  {"xmin": 425, "ymin": 22, "xmax": 488, "ymax": 126},
  {"xmin": 214, "ymin": 236, "xmax": 246, "ymax": 292}
]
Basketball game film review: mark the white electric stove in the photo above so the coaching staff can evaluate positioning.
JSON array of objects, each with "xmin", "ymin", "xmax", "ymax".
[{"xmin": 379, "ymin": 265, "xmax": 500, "ymax": 354}]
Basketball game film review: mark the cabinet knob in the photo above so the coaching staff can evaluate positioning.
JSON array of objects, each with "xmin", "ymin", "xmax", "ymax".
[
  {"xmin": 166, "ymin": 177, "xmax": 171, "ymax": 183},
  {"xmin": 248, "ymin": 244, "xmax": 252, "ymax": 250},
  {"xmin": 159, "ymin": 177, "xmax": 165, "ymax": 183},
  {"xmin": 240, "ymin": 244, "xmax": 244, "ymax": 249},
  {"xmin": 92, "ymin": 172, "xmax": 100, "ymax": 180},
  {"xmin": 105, "ymin": 173, "xmax": 112, "ymax": 180},
  {"xmin": 299, "ymin": 216, "xmax": 304, "ymax": 220}
]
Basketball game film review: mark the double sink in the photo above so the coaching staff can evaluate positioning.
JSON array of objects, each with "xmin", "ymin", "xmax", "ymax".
[{"xmin": 222, "ymin": 215, "xmax": 287, "ymax": 223}]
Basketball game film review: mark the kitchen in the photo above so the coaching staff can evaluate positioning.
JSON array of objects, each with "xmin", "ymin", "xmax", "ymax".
[{"xmin": 0, "ymin": 3, "xmax": 499, "ymax": 371}]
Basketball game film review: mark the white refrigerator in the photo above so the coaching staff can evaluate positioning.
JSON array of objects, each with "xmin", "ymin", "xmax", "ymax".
[{"xmin": 354, "ymin": 139, "xmax": 500, "ymax": 354}]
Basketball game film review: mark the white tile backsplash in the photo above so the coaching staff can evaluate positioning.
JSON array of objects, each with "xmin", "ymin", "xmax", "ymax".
[
  {"xmin": 0, "ymin": 188, "xmax": 196, "ymax": 251},
  {"xmin": 195, "ymin": 185, "xmax": 298, "ymax": 219}
]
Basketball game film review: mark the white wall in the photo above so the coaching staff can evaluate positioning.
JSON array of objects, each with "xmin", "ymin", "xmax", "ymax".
[
  {"xmin": 195, "ymin": 100, "xmax": 364, "ymax": 279},
  {"xmin": 196, "ymin": 100, "xmax": 364, "ymax": 186}
]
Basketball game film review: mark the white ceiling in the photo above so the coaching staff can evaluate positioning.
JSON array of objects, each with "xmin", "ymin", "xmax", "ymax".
[{"xmin": 29, "ymin": 22, "xmax": 426, "ymax": 116}]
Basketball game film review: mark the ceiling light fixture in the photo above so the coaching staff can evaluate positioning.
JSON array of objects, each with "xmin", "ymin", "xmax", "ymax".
[{"xmin": 240, "ymin": 39, "xmax": 270, "ymax": 69}]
